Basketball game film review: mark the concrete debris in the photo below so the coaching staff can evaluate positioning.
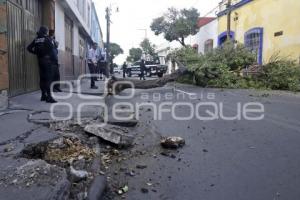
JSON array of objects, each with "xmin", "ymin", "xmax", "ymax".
[
  {"xmin": 141, "ymin": 188, "xmax": 149, "ymax": 193},
  {"xmin": 87, "ymin": 175, "xmax": 107, "ymax": 200},
  {"xmin": 21, "ymin": 137, "xmax": 96, "ymax": 166},
  {"xmin": 136, "ymin": 164, "xmax": 147, "ymax": 169},
  {"xmin": 125, "ymin": 170, "xmax": 135, "ymax": 177},
  {"xmin": 117, "ymin": 185, "xmax": 129, "ymax": 195},
  {"xmin": 108, "ymin": 119, "xmax": 138, "ymax": 127},
  {"xmin": 69, "ymin": 166, "xmax": 88, "ymax": 182},
  {"xmin": 3, "ymin": 144, "xmax": 14, "ymax": 152},
  {"xmin": 84, "ymin": 124, "xmax": 134, "ymax": 147},
  {"xmin": 0, "ymin": 158, "xmax": 70, "ymax": 200},
  {"xmin": 44, "ymin": 138, "xmax": 96, "ymax": 163},
  {"xmin": 161, "ymin": 136, "xmax": 185, "ymax": 149}
]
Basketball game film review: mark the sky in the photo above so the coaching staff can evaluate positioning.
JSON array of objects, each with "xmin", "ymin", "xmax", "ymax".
[{"xmin": 93, "ymin": 0, "xmax": 221, "ymax": 64}]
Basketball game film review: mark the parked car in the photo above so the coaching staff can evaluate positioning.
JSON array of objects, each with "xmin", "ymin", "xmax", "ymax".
[
  {"xmin": 126, "ymin": 60, "xmax": 168, "ymax": 78},
  {"xmin": 113, "ymin": 66, "xmax": 122, "ymax": 74}
]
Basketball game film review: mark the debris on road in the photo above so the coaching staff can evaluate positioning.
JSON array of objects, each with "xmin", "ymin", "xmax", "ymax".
[
  {"xmin": 136, "ymin": 164, "xmax": 147, "ymax": 169},
  {"xmin": 108, "ymin": 119, "xmax": 138, "ymax": 127},
  {"xmin": 21, "ymin": 137, "xmax": 96, "ymax": 165},
  {"xmin": 44, "ymin": 138, "xmax": 96, "ymax": 164},
  {"xmin": 141, "ymin": 188, "xmax": 149, "ymax": 193},
  {"xmin": 117, "ymin": 185, "xmax": 129, "ymax": 195},
  {"xmin": 161, "ymin": 136, "xmax": 185, "ymax": 149},
  {"xmin": 69, "ymin": 166, "xmax": 88, "ymax": 182},
  {"xmin": 84, "ymin": 124, "xmax": 134, "ymax": 147},
  {"xmin": 3, "ymin": 144, "xmax": 14, "ymax": 152}
]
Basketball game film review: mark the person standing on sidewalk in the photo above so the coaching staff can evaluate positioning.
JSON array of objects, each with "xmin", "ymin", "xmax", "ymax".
[
  {"xmin": 122, "ymin": 62, "xmax": 127, "ymax": 78},
  {"xmin": 140, "ymin": 59, "xmax": 146, "ymax": 80},
  {"xmin": 87, "ymin": 43, "xmax": 98, "ymax": 89},
  {"xmin": 98, "ymin": 48, "xmax": 107, "ymax": 80},
  {"xmin": 27, "ymin": 26, "xmax": 57, "ymax": 103},
  {"xmin": 49, "ymin": 29, "xmax": 62, "ymax": 92}
]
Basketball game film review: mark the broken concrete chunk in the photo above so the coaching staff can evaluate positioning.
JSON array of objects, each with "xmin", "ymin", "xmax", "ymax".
[
  {"xmin": 108, "ymin": 119, "xmax": 138, "ymax": 127},
  {"xmin": 84, "ymin": 124, "xmax": 134, "ymax": 147},
  {"xmin": 161, "ymin": 136, "xmax": 185, "ymax": 149},
  {"xmin": 136, "ymin": 164, "xmax": 147, "ymax": 169},
  {"xmin": 70, "ymin": 166, "xmax": 88, "ymax": 182}
]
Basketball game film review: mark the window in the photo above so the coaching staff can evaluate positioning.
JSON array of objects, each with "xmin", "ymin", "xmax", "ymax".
[
  {"xmin": 204, "ymin": 39, "xmax": 214, "ymax": 53},
  {"xmin": 245, "ymin": 28, "xmax": 263, "ymax": 65},
  {"xmin": 218, "ymin": 31, "xmax": 235, "ymax": 46}
]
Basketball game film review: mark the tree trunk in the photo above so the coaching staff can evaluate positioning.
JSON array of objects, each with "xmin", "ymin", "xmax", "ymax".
[{"xmin": 106, "ymin": 62, "xmax": 188, "ymax": 95}]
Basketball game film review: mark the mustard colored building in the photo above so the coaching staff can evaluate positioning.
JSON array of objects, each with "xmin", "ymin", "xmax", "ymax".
[{"xmin": 217, "ymin": 0, "xmax": 300, "ymax": 65}]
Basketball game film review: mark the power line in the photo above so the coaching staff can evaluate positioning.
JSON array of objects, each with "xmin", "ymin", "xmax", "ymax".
[{"xmin": 202, "ymin": 5, "xmax": 220, "ymax": 17}]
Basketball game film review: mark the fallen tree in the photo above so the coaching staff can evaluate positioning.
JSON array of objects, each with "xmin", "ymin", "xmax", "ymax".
[{"xmin": 106, "ymin": 61, "xmax": 188, "ymax": 95}]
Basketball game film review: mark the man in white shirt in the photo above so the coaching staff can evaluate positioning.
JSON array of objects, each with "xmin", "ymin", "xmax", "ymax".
[{"xmin": 87, "ymin": 43, "xmax": 98, "ymax": 89}]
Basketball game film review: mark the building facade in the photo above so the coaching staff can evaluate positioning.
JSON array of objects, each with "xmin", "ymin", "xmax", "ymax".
[
  {"xmin": 0, "ymin": 0, "xmax": 103, "ymax": 99},
  {"xmin": 91, "ymin": 3, "xmax": 104, "ymax": 48},
  {"xmin": 192, "ymin": 17, "xmax": 218, "ymax": 54},
  {"xmin": 55, "ymin": 0, "xmax": 103, "ymax": 81},
  {"xmin": 217, "ymin": 0, "xmax": 300, "ymax": 65}
]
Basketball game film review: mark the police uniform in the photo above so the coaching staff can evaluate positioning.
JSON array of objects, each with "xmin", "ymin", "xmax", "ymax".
[{"xmin": 27, "ymin": 26, "xmax": 57, "ymax": 103}]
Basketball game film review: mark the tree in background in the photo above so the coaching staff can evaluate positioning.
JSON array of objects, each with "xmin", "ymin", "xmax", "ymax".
[
  {"xmin": 108, "ymin": 43, "xmax": 124, "ymax": 61},
  {"xmin": 140, "ymin": 38, "xmax": 157, "ymax": 59},
  {"xmin": 105, "ymin": 42, "xmax": 124, "ymax": 66},
  {"xmin": 126, "ymin": 47, "xmax": 143, "ymax": 62},
  {"xmin": 150, "ymin": 7, "xmax": 200, "ymax": 47}
]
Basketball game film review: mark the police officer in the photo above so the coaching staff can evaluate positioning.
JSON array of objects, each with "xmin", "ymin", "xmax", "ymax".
[
  {"xmin": 49, "ymin": 29, "xmax": 62, "ymax": 92},
  {"xmin": 27, "ymin": 26, "xmax": 57, "ymax": 103},
  {"xmin": 122, "ymin": 62, "xmax": 127, "ymax": 78},
  {"xmin": 140, "ymin": 59, "xmax": 146, "ymax": 80},
  {"xmin": 98, "ymin": 48, "xmax": 107, "ymax": 80}
]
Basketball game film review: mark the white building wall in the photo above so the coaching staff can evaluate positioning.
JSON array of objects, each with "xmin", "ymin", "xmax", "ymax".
[
  {"xmin": 193, "ymin": 19, "xmax": 218, "ymax": 54},
  {"xmin": 55, "ymin": 2, "xmax": 65, "ymax": 51}
]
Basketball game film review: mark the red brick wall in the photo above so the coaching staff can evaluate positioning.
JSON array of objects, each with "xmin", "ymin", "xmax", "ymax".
[{"xmin": 0, "ymin": 1, "xmax": 9, "ymax": 91}]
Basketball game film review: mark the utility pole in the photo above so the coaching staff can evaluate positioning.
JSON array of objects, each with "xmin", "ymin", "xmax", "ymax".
[
  {"xmin": 227, "ymin": 0, "xmax": 232, "ymax": 41},
  {"xmin": 105, "ymin": 7, "xmax": 111, "ymax": 77}
]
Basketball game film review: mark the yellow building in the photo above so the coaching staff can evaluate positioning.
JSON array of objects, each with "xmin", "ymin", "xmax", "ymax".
[{"xmin": 217, "ymin": 0, "xmax": 300, "ymax": 65}]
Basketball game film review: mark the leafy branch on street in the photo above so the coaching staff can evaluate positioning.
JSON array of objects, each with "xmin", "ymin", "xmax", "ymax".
[{"xmin": 170, "ymin": 42, "xmax": 300, "ymax": 92}]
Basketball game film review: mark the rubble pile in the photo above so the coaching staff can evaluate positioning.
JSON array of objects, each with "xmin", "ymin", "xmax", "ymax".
[{"xmin": 44, "ymin": 137, "xmax": 96, "ymax": 164}]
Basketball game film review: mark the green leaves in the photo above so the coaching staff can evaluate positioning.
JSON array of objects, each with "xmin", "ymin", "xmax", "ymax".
[
  {"xmin": 127, "ymin": 48, "xmax": 143, "ymax": 62},
  {"xmin": 140, "ymin": 39, "xmax": 157, "ymax": 58},
  {"xmin": 150, "ymin": 7, "xmax": 200, "ymax": 46},
  {"xmin": 261, "ymin": 58, "xmax": 300, "ymax": 91},
  {"xmin": 106, "ymin": 43, "xmax": 124, "ymax": 60},
  {"xmin": 170, "ymin": 42, "xmax": 300, "ymax": 92}
]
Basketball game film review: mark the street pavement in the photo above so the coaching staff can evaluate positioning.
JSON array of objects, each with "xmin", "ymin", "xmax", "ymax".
[
  {"xmin": 102, "ymin": 82, "xmax": 300, "ymax": 200},
  {"xmin": 1, "ymin": 74, "xmax": 300, "ymax": 200}
]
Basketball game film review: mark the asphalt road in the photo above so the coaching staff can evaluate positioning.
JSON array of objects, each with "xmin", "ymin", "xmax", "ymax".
[{"xmin": 103, "ymin": 82, "xmax": 300, "ymax": 200}]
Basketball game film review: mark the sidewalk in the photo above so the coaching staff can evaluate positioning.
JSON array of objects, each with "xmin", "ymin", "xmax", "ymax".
[
  {"xmin": 61, "ymin": 78, "xmax": 107, "ymax": 96},
  {"xmin": 0, "ymin": 79, "xmax": 107, "ymax": 200}
]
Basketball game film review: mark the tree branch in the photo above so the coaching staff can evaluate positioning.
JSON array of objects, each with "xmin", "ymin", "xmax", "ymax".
[{"xmin": 106, "ymin": 61, "xmax": 188, "ymax": 95}]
